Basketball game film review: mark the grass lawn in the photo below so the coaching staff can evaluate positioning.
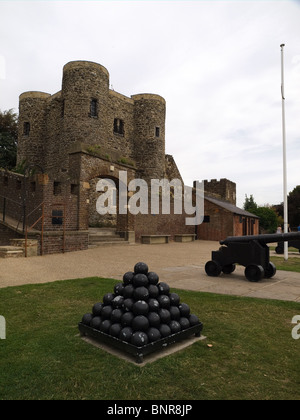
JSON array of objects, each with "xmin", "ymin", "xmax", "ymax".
[
  {"xmin": 271, "ymin": 256, "xmax": 300, "ymax": 273},
  {"xmin": 0, "ymin": 277, "xmax": 299, "ymax": 400}
]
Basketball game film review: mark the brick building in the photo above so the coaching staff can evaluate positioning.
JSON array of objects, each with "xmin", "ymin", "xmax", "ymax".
[{"xmin": 0, "ymin": 60, "xmax": 258, "ymax": 255}]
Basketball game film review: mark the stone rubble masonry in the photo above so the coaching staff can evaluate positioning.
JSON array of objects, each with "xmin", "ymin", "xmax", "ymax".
[
  {"xmin": 17, "ymin": 60, "xmax": 167, "ymax": 184},
  {"xmin": 0, "ymin": 60, "xmax": 241, "ymax": 254}
]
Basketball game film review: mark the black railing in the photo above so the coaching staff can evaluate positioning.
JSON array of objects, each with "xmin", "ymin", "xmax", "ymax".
[{"xmin": 0, "ymin": 194, "xmax": 25, "ymax": 232}]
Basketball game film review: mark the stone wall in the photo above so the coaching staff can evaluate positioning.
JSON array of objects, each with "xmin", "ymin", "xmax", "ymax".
[
  {"xmin": 204, "ymin": 178, "xmax": 236, "ymax": 205},
  {"xmin": 0, "ymin": 223, "xmax": 23, "ymax": 245},
  {"xmin": 17, "ymin": 61, "xmax": 166, "ymax": 184}
]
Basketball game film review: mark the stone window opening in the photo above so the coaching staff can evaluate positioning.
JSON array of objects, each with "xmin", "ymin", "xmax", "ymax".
[
  {"xmin": 23, "ymin": 122, "xmax": 30, "ymax": 136},
  {"xmin": 114, "ymin": 118, "xmax": 124, "ymax": 136},
  {"xmin": 52, "ymin": 210, "xmax": 63, "ymax": 225},
  {"xmin": 71, "ymin": 183, "xmax": 79, "ymax": 195},
  {"xmin": 30, "ymin": 182, "xmax": 36, "ymax": 193},
  {"xmin": 90, "ymin": 98, "xmax": 98, "ymax": 118},
  {"xmin": 155, "ymin": 126, "xmax": 160, "ymax": 138},
  {"xmin": 16, "ymin": 180, "xmax": 22, "ymax": 190},
  {"xmin": 53, "ymin": 181, "xmax": 62, "ymax": 195}
]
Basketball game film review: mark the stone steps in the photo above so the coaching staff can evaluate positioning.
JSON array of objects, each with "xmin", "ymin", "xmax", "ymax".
[
  {"xmin": 0, "ymin": 246, "xmax": 24, "ymax": 258},
  {"xmin": 88, "ymin": 228, "xmax": 129, "ymax": 248}
]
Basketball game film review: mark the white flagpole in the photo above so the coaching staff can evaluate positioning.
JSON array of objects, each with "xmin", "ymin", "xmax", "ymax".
[{"xmin": 280, "ymin": 43, "xmax": 288, "ymax": 261}]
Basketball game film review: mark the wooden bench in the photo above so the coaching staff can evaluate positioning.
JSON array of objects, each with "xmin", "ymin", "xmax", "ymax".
[
  {"xmin": 174, "ymin": 234, "xmax": 196, "ymax": 243},
  {"xmin": 141, "ymin": 235, "xmax": 170, "ymax": 244}
]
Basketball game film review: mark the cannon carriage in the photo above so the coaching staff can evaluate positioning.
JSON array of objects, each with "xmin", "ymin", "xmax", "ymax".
[
  {"xmin": 205, "ymin": 232, "xmax": 300, "ymax": 282},
  {"xmin": 275, "ymin": 239, "xmax": 300, "ymax": 254}
]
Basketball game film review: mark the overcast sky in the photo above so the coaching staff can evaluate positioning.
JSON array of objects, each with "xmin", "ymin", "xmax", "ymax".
[{"xmin": 0, "ymin": 0, "xmax": 299, "ymax": 208}]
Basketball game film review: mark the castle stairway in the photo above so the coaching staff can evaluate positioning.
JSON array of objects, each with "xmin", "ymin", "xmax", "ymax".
[{"xmin": 88, "ymin": 227, "xmax": 130, "ymax": 248}]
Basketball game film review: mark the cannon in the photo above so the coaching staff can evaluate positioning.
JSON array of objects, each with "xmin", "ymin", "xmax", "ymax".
[
  {"xmin": 205, "ymin": 232, "xmax": 300, "ymax": 282},
  {"xmin": 275, "ymin": 238, "xmax": 300, "ymax": 254}
]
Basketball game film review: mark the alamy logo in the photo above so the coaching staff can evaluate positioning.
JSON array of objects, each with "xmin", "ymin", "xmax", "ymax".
[
  {"xmin": 96, "ymin": 171, "xmax": 204, "ymax": 226},
  {"xmin": 291, "ymin": 315, "xmax": 300, "ymax": 340},
  {"xmin": 0, "ymin": 315, "xmax": 6, "ymax": 340}
]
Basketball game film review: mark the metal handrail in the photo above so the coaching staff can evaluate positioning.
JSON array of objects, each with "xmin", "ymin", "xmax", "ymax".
[
  {"xmin": 25, "ymin": 201, "xmax": 45, "ymax": 257},
  {"xmin": 0, "ymin": 194, "xmax": 24, "ymax": 232}
]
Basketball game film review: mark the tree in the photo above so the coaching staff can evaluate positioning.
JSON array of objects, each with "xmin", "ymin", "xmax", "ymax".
[
  {"xmin": 0, "ymin": 109, "xmax": 18, "ymax": 170},
  {"xmin": 243, "ymin": 194, "xmax": 258, "ymax": 213},
  {"xmin": 272, "ymin": 186, "xmax": 300, "ymax": 229},
  {"xmin": 254, "ymin": 206, "xmax": 278, "ymax": 233},
  {"xmin": 288, "ymin": 186, "xmax": 300, "ymax": 228},
  {"xmin": 244, "ymin": 194, "xmax": 278, "ymax": 233}
]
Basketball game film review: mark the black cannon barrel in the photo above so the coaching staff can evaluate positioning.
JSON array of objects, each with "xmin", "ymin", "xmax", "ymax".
[{"xmin": 220, "ymin": 232, "xmax": 300, "ymax": 246}]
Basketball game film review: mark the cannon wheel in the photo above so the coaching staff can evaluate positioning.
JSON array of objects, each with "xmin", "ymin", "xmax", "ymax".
[
  {"xmin": 245, "ymin": 264, "xmax": 264, "ymax": 282},
  {"xmin": 205, "ymin": 260, "xmax": 222, "ymax": 277},
  {"xmin": 222, "ymin": 264, "xmax": 236, "ymax": 275},
  {"xmin": 264, "ymin": 262, "xmax": 276, "ymax": 278}
]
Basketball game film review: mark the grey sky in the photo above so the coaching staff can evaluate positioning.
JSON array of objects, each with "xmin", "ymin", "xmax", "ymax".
[{"xmin": 0, "ymin": 0, "xmax": 299, "ymax": 207}]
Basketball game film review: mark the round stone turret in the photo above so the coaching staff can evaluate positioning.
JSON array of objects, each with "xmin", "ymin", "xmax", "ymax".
[
  {"xmin": 17, "ymin": 91, "xmax": 51, "ymax": 168},
  {"xmin": 132, "ymin": 94, "xmax": 166, "ymax": 181}
]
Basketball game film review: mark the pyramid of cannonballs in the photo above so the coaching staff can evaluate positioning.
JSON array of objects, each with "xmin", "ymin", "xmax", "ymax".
[{"xmin": 80, "ymin": 262, "xmax": 202, "ymax": 350}]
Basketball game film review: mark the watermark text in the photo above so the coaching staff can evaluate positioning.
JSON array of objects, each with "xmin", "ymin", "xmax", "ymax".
[
  {"xmin": 291, "ymin": 315, "xmax": 300, "ymax": 340},
  {"xmin": 96, "ymin": 171, "xmax": 204, "ymax": 226},
  {"xmin": 0, "ymin": 315, "xmax": 6, "ymax": 339}
]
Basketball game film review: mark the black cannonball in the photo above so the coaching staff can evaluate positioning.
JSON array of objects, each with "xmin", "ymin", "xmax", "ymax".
[
  {"xmin": 179, "ymin": 317, "xmax": 190, "ymax": 330},
  {"xmin": 147, "ymin": 312, "xmax": 161, "ymax": 328},
  {"xmin": 123, "ymin": 271, "xmax": 134, "ymax": 285},
  {"xmin": 147, "ymin": 271, "xmax": 159, "ymax": 285},
  {"xmin": 92, "ymin": 302, "xmax": 103, "ymax": 317},
  {"xmin": 112, "ymin": 295, "xmax": 124, "ymax": 309},
  {"xmin": 111, "ymin": 308, "xmax": 123, "ymax": 323},
  {"xmin": 109, "ymin": 323, "xmax": 122, "ymax": 337},
  {"xmin": 169, "ymin": 293, "xmax": 180, "ymax": 306},
  {"xmin": 157, "ymin": 282, "xmax": 170, "ymax": 295},
  {"xmin": 119, "ymin": 326, "xmax": 133, "ymax": 342},
  {"xmin": 148, "ymin": 298, "xmax": 160, "ymax": 312},
  {"xmin": 123, "ymin": 284, "xmax": 135, "ymax": 299},
  {"xmin": 82, "ymin": 313, "xmax": 93, "ymax": 326},
  {"xmin": 133, "ymin": 286, "xmax": 149, "ymax": 301},
  {"xmin": 159, "ymin": 324, "xmax": 171, "ymax": 337},
  {"xmin": 123, "ymin": 298, "xmax": 134, "ymax": 312},
  {"xmin": 179, "ymin": 303, "xmax": 190, "ymax": 317},
  {"xmin": 103, "ymin": 293, "xmax": 115, "ymax": 306},
  {"xmin": 148, "ymin": 284, "xmax": 159, "ymax": 298},
  {"xmin": 132, "ymin": 300, "xmax": 149, "ymax": 316},
  {"xmin": 133, "ymin": 273, "xmax": 149, "ymax": 287},
  {"xmin": 169, "ymin": 320, "xmax": 181, "ymax": 334},
  {"xmin": 169, "ymin": 306, "xmax": 181, "ymax": 320},
  {"xmin": 134, "ymin": 262, "xmax": 149, "ymax": 275},
  {"xmin": 189, "ymin": 314, "xmax": 200, "ymax": 326},
  {"xmin": 147, "ymin": 327, "xmax": 161, "ymax": 343},
  {"xmin": 132, "ymin": 315, "xmax": 149, "ymax": 332},
  {"xmin": 101, "ymin": 305, "xmax": 113, "ymax": 320},
  {"xmin": 90, "ymin": 316, "xmax": 102, "ymax": 330},
  {"xmin": 121, "ymin": 311, "xmax": 134, "ymax": 327},
  {"xmin": 159, "ymin": 308, "xmax": 171, "ymax": 324},
  {"xmin": 131, "ymin": 331, "xmax": 149, "ymax": 347},
  {"xmin": 157, "ymin": 294, "xmax": 170, "ymax": 309},
  {"xmin": 114, "ymin": 282, "xmax": 125, "ymax": 296},
  {"xmin": 99, "ymin": 319, "xmax": 112, "ymax": 334}
]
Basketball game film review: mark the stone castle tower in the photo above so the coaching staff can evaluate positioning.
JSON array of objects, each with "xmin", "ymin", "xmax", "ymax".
[
  {"xmin": 0, "ymin": 58, "xmax": 248, "ymax": 255},
  {"xmin": 17, "ymin": 60, "xmax": 168, "ymax": 183}
]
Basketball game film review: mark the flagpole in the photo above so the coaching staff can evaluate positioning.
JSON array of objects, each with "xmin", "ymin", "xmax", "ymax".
[{"xmin": 280, "ymin": 43, "xmax": 288, "ymax": 261}]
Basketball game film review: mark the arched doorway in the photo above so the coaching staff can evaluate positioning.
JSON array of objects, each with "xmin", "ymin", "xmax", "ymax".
[{"xmin": 87, "ymin": 173, "xmax": 133, "ymax": 237}]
